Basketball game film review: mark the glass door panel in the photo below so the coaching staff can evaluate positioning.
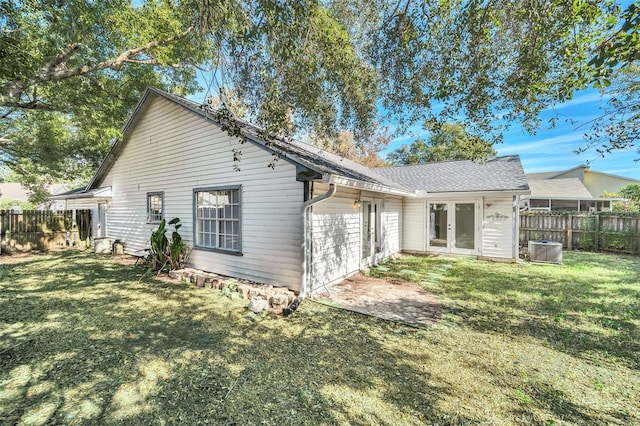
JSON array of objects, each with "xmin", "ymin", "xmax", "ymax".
[
  {"xmin": 454, "ymin": 203, "xmax": 475, "ymax": 250},
  {"xmin": 428, "ymin": 203, "xmax": 448, "ymax": 248},
  {"xmin": 362, "ymin": 201, "xmax": 372, "ymax": 259}
]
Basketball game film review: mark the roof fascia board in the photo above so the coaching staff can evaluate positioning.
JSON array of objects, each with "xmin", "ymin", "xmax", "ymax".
[
  {"xmin": 523, "ymin": 196, "xmax": 625, "ymax": 201},
  {"xmin": 415, "ymin": 189, "xmax": 530, "ymax": 198},
  {"xmin": 552, "ymin": 164, "xmax": 589, "ymax": 179},
  {"xmin": 583, "ymin": 169, "xmax": 640, "ymax": 182},
  {"xmin": 325, "ymin": 174, "xmax": 417, "ymax": 197},
  {"xmin": 50, "ymin": 187, "xmax": 112, "ymax": 200}
]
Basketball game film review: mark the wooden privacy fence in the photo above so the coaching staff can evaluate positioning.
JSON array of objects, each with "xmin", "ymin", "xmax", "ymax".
[
  {"xmin": 520, "ymin": 211, "xmax": 640, "ymax": 255},
  {"xmin": 0, "ymin": 210, "xmax": 92, "ymax": 253}
]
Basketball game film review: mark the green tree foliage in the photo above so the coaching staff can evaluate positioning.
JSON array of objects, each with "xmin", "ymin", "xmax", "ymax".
[
  {"xmin": 1, "ymin": 0, "xmax": 636, "ymax": 202},
  {"xmin": 386, "ymin": 123, "xmax": 496, "ymax": 165},
  {"xmin": 619, "ymin": 183, "xmax": 640, "ymax": 210},
  {"xmin": 580, "ymin": 3, "xmax": 640, "ymax": 158},
  {"xmin": 0, "ymin": 0, "xmax": 378, "ymax": 199},
  {"xmin": 581, "ymin": 64, "xmax": 640, "ymax": 158},
  {"xmin": 341, "ymin": 0, "xmax": 618, "ymax": 137}
]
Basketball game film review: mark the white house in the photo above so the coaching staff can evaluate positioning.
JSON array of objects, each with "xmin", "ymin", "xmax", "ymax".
[{"xmin": 66, "ymin": 87, "xmax": 529, "ymax": 295}]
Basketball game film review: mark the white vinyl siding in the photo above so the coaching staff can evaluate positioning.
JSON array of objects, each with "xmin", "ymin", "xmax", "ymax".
[
  {"xmin": 402, "ymin": 198, "xmax": 425, "ymax": 251},
  {"xmin": 310, "ymin": 185, "xmax": 361, "ymax": 293},
  {"xmin": 382, "ymin": 197, "xmax": 402, "ymax": 255},
  {"xmin": 100, "ymin": 96, "xmax": 304, "ymax": 291},
  {"xmin": 402, "ymin": 195, "xmax": 516, "ymax": 260},
  {"xmin": 481, "ymin": 196, "xmax": 514, "ymax": 259},
  {"xmin": 309, "ymin": 184, "xmax": 402, "ymax": 294}
]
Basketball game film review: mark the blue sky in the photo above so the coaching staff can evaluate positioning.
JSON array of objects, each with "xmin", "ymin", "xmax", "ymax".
[
  {"xmin": 193, "ymin": 71, "xmax": 638, "ymax": 180},
  {"xmin": 383, "ymin": 88, "xmax": 639, "ymax": 180},
  {"xmin": 495, "ymin": 90, "xmax": 639, "ymax": 180},
  {"xmin": 193, "ymin": 53, "xmax": 638, "ymax": 182}
]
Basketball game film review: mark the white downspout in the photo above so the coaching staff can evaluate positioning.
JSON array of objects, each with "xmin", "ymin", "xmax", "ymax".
[
  {"xmin": 300, "ymin": 183, "xmax": 337, "ymax": 299},
  {"xmin": 513, "ymin": 195, "xmax": 520, "ymax": 260}
]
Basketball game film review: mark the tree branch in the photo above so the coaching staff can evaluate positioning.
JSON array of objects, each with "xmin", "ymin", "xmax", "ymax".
[
  {"xmin": 0, "ymin": 100, "xmax": 58, "ymax": 111},
  {"xmin": 0, "ymin": 25, "xmax": 195, "ymax": 108},
  {"xmin": 38, "ymin": 25, "xmax": 194, "ymax": 83},
  {"xmin": 83, "ymin": 76, "xmax": 125, "ymax": 101}
]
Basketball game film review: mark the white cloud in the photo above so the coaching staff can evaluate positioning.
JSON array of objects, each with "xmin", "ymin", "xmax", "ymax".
[
  {"xmin": 497, "ymin": 133, "xmax": 585, "ymax": 155},
  {"xmin": 543, "ymin": 91, "xmax": 609, "ymax": 112}
]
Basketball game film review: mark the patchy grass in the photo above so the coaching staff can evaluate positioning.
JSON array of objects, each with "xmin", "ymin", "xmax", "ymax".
[{"xmin": 1, "ymin": 251, "xmax": 639, "ymax": 425}]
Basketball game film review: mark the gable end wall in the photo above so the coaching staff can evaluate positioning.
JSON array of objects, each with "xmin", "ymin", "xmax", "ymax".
[{"xmin": 100, "ymin": 97, "xmax": 304, "ymax": 291}]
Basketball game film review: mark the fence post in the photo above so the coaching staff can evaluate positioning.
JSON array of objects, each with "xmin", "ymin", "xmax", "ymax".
[
  {"xmin": 567, "ymin": 214, "xmax": 573, "ymax": 251},
  {"xmin": 594, "ymin": 213, "xmax": 600, "ymax": 251}
]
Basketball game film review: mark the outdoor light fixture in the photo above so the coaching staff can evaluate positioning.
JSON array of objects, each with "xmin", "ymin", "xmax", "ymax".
[{"xmin": 354, "ymin": 199, "xmax": 361, "ymax": 208}]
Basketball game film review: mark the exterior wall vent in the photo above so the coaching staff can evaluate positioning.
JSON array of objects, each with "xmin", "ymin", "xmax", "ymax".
[{"xmin": 528, "ymin": 240, "xmax": 563, "ymax": 264}]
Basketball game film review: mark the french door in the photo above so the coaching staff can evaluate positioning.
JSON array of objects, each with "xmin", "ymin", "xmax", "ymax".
[
  {"xmin": 427, "ymin": 201, "xmax": 478, "ymax": 255},
  {"xmin": 361, "ymin": 199, "xmax": 382, "ymax": 264}
]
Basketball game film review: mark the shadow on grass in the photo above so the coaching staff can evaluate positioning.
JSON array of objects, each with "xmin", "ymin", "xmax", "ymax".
[
  {"xmin": 1, "ymin": 251, "xmax": 472, "ymax": 425},
  {"xmin": 372, "ymin": 252, "xmax": 640, "ymax": 371},
  {"xmin": 443, "ymin": 258, "xmax": 640, "ymax": 370}
]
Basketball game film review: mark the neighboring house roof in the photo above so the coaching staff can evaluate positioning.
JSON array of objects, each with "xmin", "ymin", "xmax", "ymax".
[
  {"xmin": 525, "ymin": 178, "xmax": 593, "ymax": 198},
  {"xmin": 525, "ymin": 165, "xmax": 639, "ymax": 184},
  {"xmin": 0, "ymin": 183, "xmax": 69, "ymax": 201},
  {"xmin": 525, "ymin": 171, "xmax": 564, "ymax": 180},
  {"xmin": 50, "ymin": 187, "xmax": 112, "ymax": 200},
  {"xmin": 374, "ymin": 156, "xmax": 530, "ymax": 193},
  {"xmin": 526, "ymin": 165, "xmax": 639, "ymax": 198}
]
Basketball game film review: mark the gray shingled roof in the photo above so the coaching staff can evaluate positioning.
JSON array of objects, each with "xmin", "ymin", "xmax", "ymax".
[
  {"xmin": 526, "ymin": 178, "xmax": 593, "ymax": 198},
  {"xmin": 374, "ymin": 156, "xmax": 529, "ymax": 193},
  {"xmin": 88, "ymin": 87, "xmax": 528, "ymax": 195},
  {"xmin": 525, "ymin": 171, "xmax": 563, "ymax": 180}
]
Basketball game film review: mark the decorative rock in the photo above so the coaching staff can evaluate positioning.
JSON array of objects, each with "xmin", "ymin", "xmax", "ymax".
[
  {"xmin": 248, "ymin": 298, "xmax": 269, "ymax": 314},
  {"xmin": 169, "ymin": 267, "xmax": 299, "ymax": 314},
  {"xmin": 269, "ymin": 293, "xmax": 289, "ymax": 309},
  {"xmin": 195, "ymin": 275, "xmax": 205, "ymax": 287},
  {"xmin": 237, "ymin": 284, "xmax": 251, "ymax": 299},
  {"xmin": 248, "ymin": 288, "xmax": 261, "ymax": 300}
]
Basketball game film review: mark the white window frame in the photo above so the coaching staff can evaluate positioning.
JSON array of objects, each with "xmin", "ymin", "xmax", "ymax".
[
  {"xmin": 193, "ymin": 186, "xmax": 242, "ymax": 255},
  {"xmin": 147, "ymin": 192, "xmax": 164, "ymax": 223}
]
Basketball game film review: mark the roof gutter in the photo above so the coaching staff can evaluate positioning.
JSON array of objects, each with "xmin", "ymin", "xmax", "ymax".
[
  {"xmin": 300, "ymin": 183, "xmax": 337, "ymax": 299},
  {"xmin": 324, "ymin": 174, "xmax": 416, "ymax": 197},
  {"xmin": 415, "ymin": 189, "xmax": 530, "ymax": 198}
]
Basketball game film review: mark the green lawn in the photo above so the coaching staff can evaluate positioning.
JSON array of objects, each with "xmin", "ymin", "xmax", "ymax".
[{"xmin": 1, "ymin": 251, "xmax": 638, "ymax": 425}]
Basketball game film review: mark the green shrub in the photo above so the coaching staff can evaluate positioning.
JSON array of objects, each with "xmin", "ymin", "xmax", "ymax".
[{"xmin": 145, "ymin": 218, "xmax": 190, "ymax": 274}]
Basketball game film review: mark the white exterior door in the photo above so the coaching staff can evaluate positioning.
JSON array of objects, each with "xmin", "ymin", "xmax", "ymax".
[
  {"xmin": 427, "ymin": 200, "xmax": 479, "ymax": 255},
  {"xmin": 96, "ymin": 203, "xmax": 107, "ymax": 239},
  {"xmin": 361, "ymin": 199, "xmax": 383, "ymax": 264}
]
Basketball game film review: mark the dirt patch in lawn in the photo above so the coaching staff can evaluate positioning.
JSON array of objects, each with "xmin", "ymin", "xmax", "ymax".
[
  {"xmin": 314, "ymin": 273, "xmax": 443, "ymax": 326},
  {"xmin": 0, "ymin": 252, "xmax": 37, "ymax": 264}
]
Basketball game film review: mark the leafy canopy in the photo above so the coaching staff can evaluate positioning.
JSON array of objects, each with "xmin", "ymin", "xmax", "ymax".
[
  {"xmin": 580, "ymin": 3, "xmax": 640, "ymax": 158},
  {"xmin": 620, "ymin": 183, "xmax": 640, "ymax": 210},
  {"xmin": 1, "ymin": 0, "xmax": 636, "ymax": 202},
  {"xmin": 386, "ymin": 123, "xmax": 496, "ymax": 165},
  {"xmin": 0, "ymin": 0, "xmax": 378, "ymax": 199}
]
